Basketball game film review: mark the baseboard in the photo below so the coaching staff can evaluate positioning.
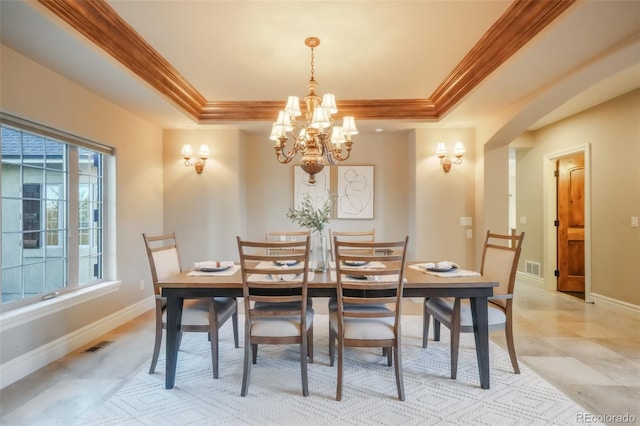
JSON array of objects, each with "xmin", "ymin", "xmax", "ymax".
[
  {"xmin": 0, "ymin": 296, "xmax": 154, "ymax": 389},
  {"xmin": 590, "ymin": 292, "xmax": 640, "ymax": 314},
  {"xmin": 516, "ymin": 271, "xmax": 545, "ymax": 288}
]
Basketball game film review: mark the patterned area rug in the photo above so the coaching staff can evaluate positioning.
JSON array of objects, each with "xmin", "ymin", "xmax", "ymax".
[{"xmin": 75, "ymin": 315, "xmax": 597, "ymax": 425}]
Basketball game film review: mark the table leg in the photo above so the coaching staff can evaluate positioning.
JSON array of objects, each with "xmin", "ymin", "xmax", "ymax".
[
  {"xmin": 469, "ymin": 296, "xmax": 490, "ymax": 389},
  {"xmin": 165, "ymin": 296, "xmax": 184, "ymax": 389}
]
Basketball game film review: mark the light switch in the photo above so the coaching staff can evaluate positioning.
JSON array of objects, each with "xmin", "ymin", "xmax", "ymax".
[
  {"xmin": 520, "ymin": 216, "xmax": 527, "ymax": 224},
  {"xmin": 460, "ymin": 217, "xmax": 472, "ymax": 226},
  {"xmin": 632, "ymin": 216, "xmax": 639, "ymax": 228}
]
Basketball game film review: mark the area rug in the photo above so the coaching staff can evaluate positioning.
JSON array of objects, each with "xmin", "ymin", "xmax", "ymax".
[{"xmin": 74, "ymin": 315, "xmax": 598, "ymax": 426}]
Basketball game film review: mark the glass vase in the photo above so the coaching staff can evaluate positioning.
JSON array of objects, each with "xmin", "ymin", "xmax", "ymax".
[{"xmin": 312, "ymin": 230, "xmax": 328, "ymax": 272}]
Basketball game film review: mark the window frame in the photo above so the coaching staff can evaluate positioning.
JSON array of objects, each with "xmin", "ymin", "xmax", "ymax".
[{"xmin": 1, "ymin": 113, "xmax": 115, "ymax": 312}]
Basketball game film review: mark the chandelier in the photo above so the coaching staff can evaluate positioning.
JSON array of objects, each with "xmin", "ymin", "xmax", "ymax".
[{"xmin": 270, "ymin": 37, "xmax": 358, "ymax": 184}]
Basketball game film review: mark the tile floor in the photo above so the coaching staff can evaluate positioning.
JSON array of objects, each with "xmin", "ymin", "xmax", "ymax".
[{"xmin": 1, "ymin": 281, "xmax": 638, "ymax": 425}]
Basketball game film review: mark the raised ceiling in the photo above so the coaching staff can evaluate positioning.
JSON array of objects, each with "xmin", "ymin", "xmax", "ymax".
[{"xmin": 1, "ymin": 0, "xmax": 639, "ymax": 134}]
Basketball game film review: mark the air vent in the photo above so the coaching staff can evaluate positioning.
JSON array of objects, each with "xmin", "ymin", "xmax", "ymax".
[
  {"xmin": 525, "ymin": 260, "xmax": 541, "ymax": 277},
  {"xmin": 84, "ymin": 340, "xmax": 112, "ymax": 353}
]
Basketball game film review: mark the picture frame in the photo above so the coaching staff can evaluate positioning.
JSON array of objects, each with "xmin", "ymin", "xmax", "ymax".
[
  {"xmin": 293, "ymin": 166, "xmax": 331, "ymax": 211},
  {"xmin": 336, "ymin": 165, "xmax": 374, "ymax": 219}
]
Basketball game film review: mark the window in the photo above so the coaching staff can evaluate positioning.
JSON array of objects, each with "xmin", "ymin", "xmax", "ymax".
[{"xmin": 1, "ymin": 114, "xmax": 113, "ymax": 310}]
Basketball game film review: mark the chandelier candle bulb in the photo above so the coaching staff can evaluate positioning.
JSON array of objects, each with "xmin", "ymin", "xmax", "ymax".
[{"xmin": 271, "ymin": 37, "xmax": 356, "ymax": 185}]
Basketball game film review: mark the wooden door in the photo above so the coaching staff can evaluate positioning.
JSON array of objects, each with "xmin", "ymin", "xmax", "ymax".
[{"xmin": 556, "ymin": 153, "xmax": 585, "ymax": 292}]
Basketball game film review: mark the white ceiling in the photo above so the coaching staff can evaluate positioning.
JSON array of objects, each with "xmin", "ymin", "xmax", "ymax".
[{"xmin": 1, "ymin": 0, "xmax": 639, "ymax": 135}]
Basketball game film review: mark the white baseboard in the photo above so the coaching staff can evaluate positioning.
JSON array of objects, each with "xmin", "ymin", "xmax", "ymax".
[
  {"xmin": 590, "ymin": 292, "xmax": 640, "ymax": 314},
  {"xmin": 0, "ymin": 296, "xmax": 154, "ymax": 389},
  {"xmin": 516, "ymin": 271, "xmax": 546, "ymax": 288},
  {"xmin": 517, "ymin": 272, "xmax": 639, "ymax": 314}
]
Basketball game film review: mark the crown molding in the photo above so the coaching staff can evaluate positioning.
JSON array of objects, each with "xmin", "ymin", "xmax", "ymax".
[{"xmin": 38, "ymin": 0, "xmax": 575, "ymax": 124}]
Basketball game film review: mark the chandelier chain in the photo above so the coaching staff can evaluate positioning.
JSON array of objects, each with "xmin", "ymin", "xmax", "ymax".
[{"xmin": 310, "ymin": 46, "xmax": 315, "ymax": 81}]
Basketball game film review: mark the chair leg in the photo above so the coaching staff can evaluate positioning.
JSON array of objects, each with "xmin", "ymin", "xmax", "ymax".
[
  {"xmin": 240, "ymin": 338, "xmax": 252, "ymax": 397},
  {"xmin": 505, "ymin": 315, "xmax": 520, "ymax": 374},
  {"xmin": 336, "ymin": 339, "xmax": 344, "ymax": 401},
  {"xmin": 301, "ymin": 336, "xmax": 309, "ymax": 397},
  {"xmin": 394, "ymin": 342, "xmax": 405, "ymax": 401},
  {"xmin": 387, "ymin": 346, "xmax": 392, "ymax": 367},
  {"xmin": 252, "ymin": 343, "xmax": 258, "ymax": 364},
  {"xmin": 433, "ymin": 319, "xmax": 441, "ymax": 341},
  {"xmin": 329, "ymin": 327, "xmax": 336, "ymax": 367},
  {"xmin": 232, "ymin": 309, "xmax": 240, "ymax": 348},
  {"xmin": 423, "ymin": 298, "xmax": 430, "ymax": 348},
  {"xmin": 307, "ymin": 323, "xmax": 314, "ymax": 364},
  {"xmin": 210, "ymin": 327, "xmax": 219, "ymax": 379},
  {"xmin": 148, "ymin": 323, "xmax": 163, "ymax": 374}
]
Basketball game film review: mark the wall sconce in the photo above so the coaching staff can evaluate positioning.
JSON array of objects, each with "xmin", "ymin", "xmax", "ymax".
[
  {"xmin": 181, "ymin": 144, "xmax": 209, "ymax": 174},
  {"xmin": 436, "ymin": 142, "xmax": 465, "ymax": 173}
]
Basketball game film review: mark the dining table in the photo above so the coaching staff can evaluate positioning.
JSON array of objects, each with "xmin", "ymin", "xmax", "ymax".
[{"xmin": 158, "ymin": 262, "xmax": 497, "ymax": 390}]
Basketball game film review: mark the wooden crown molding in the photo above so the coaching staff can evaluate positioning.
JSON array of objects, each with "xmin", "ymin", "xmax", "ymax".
[{"xmin": 38, "ymin": 0, "xmax": 575, "ymax": 124}]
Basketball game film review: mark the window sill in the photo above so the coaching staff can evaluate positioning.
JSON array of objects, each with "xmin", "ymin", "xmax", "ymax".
[{"xmin": 0, "ymin": 281, "xmax": 122, "ymax": 333}]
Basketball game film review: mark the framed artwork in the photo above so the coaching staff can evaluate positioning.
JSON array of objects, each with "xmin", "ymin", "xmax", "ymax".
[
  {"xmin": 293, "ymin": 166, "xmax": 331, "ymax": 210},
  {"xmin": 336, "ymin": 165, "xmax": 374, "ymax": 219}
]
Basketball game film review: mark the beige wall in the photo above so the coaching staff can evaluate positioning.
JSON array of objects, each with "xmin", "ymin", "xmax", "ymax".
[
  {"xmin": 161, "ymin": 127, "xmax": 479, "ymax": 268},
  {"xmin": 515, "ymin": 89, "xmax": 640, "ymax": 304},
  {"xmin": 0, "ymin": 45, "xmax": 163, "ymax": 364},
  {"xmin": 162, "ymin": 128, "xmax": 245, "ymax": 265},
  {"xmin": 413, "ymin": 128, "xmax": 477, "ymax": 269}
]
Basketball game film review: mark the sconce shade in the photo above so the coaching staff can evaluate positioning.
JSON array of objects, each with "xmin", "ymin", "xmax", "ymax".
[
  {"xmin": 198, "ymin": 144, "xmax": 210, "ymax": 158},
  {"xmin": 181, "ymin": 144, "xmax": 193, "ymax": 157},
  {"xmin": 454, "ymin": 142, "xmax": 465, "ymax": 156}
]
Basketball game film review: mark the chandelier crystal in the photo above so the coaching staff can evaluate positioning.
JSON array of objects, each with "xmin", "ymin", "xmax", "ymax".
[{"xmin": 270, "ymin": 37, "xmax": 357, "ymax": 184}]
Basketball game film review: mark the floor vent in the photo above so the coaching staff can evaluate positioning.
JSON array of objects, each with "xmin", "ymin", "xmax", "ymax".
[
  {"xmin": 525, "ymin": 260, "xmax": 541, "ymax": 277},
  {"xmin": 84, "ymin": 341, "xmax": 113, "ymax": 353}
]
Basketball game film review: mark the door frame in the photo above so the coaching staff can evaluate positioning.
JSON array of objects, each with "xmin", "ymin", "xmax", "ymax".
[{"xmin": 543, "ymin": 144, "xmax": 592, "ymax": 303}]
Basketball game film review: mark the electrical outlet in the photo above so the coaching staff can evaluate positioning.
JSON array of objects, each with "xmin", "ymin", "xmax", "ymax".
[
  {"xmin": 139, "ymin": 280, "xmax": 145, "ymax": 290},
  {"xmin": 632, "ymin": 216, "xmax": 639, "ymax": 228},
  {"xmin": 460, "ymin": 217, "xmax": 472, "ymax": 226},
  {"xmin": 466, "ymin": 229, "xmax": 473, "ymax": 239}
]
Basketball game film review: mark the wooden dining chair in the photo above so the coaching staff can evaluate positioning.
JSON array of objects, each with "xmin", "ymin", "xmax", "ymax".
[
  {"xmin": 236, "ymin": 236, "xmax": 314, "ymax": 397},
  {"xmin": 422, "ymin": 230, "xmax": 525, "ymax": 379},
  {"xmin": 265, "ymin": 230, "xmax": 310, "ymax": 255},
  {"xmin": 328, "ymin": 229, "xmax": 375, "ymax": 261},
  {"xmin": 142, "ymin": 232, "xmax": 239, "ymax": 379},
  {"xmin": 329, "ymin": 236, "xmax": 409, "ymax": 401}
]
